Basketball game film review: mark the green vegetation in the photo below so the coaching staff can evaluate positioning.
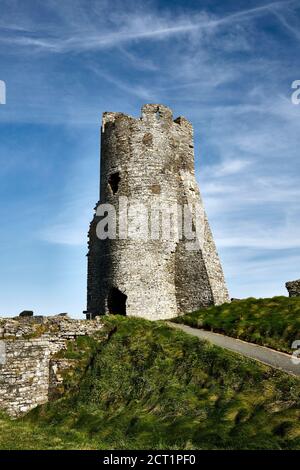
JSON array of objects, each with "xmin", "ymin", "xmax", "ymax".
[
  {"xmin": 0, "ymin": 315, "xmax": 300, "ymax": 450},
  {"xmin": 173, "ymin": 296, "xmax": 300, "ymax": 353}
]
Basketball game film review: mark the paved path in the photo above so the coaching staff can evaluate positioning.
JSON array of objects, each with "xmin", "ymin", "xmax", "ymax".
[{"xmin": 168, "ymin": 322, "xmax": 300, "ymax": 377}]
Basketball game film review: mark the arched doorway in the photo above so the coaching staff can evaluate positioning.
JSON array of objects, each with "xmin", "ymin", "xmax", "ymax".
[{"xmin": 107, "ymin": 287, "xmax": 127, "ymax": 316}]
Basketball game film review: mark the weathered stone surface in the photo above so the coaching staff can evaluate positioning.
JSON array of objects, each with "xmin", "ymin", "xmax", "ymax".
[
  {"xmin": 0, "ymin": 315, "xmax": 103, "ymax": 417},
  {"xmin": 86, "ymin": 104, "xmax": 229, "ymax": 320},
  {"xmin": 286, "ymin": 280, "xmax": 300, "ymax": 297}
]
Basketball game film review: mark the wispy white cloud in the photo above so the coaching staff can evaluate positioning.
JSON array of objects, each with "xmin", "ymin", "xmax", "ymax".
[
  {"xmin": 271, "ymin": 6, "xmax": 300, "ymax": 40},
  {"xmin": 117, "ymin": 47, "xmax": 158, "ymax": 71},
  {"xmin": 40, "ymin": 219, "xmax": 89, "ymax": 246},
  {"xmin": 202, "ymin": 159, "xmax": 251, "ymax": 177},
  {"xmin": 217, "ymin": 230, "xmax": 300, "ymax": 250},
  {"xmin": 88, "ymin": 66, "xmax": 155, "ymax": 100},
  {"xmin": 0, "ymin": 0, "xmax": 297, "ymax": 54}
]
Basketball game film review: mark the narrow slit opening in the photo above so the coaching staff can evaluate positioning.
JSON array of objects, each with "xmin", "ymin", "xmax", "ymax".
[{"xmin": 108, "ymin": 172, "xmax": 121, "ymax": 194}]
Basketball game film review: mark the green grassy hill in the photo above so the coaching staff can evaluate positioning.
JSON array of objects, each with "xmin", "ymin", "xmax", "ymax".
[
  {"xmin": 0, "ymin": 314, "xmax": 300, "ymax": 450},
  {"xmin": 173, "ymin": 296, "xmax": 300, "ymax": 353}
]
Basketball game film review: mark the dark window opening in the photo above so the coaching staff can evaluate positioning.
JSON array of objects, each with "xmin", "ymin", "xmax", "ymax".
[
  {"xmin": 107, "ymin": 287, "xmax": 127, "ymax": 316},
  {"xmin": 108, "ymin": 172, "xmax": 121, "ymax": 194}
]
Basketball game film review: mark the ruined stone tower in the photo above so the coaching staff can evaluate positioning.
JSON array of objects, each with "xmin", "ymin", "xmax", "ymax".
[{"xmin": 86, "ymin": 104, "xmax": 229, "ymax": 320}]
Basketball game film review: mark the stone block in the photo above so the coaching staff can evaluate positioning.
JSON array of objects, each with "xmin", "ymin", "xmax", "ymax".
[{"xmin": 286, "ymin": 279, "xmax": 300, "ymax": 297}]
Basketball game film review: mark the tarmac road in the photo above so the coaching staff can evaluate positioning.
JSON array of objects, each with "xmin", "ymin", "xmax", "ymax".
[{"xmin": 168, "ymin": 322, "xmax": 300, "ymax": 377}]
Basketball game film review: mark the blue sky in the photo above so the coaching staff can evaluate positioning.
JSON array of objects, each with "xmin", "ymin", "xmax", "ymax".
[{"xmin": 0, "ymin": 0, "xmax": 300, "ymax": 317}]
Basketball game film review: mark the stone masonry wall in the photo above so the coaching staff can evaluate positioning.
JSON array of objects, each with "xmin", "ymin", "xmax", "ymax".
[
  {"xmin": 286, "ymin": 280, "xmax": 300, "ymax": 298},
  {"xmin": 0, "ymin": 315, "xmax": 103, "ymax": 417},
  {"xmin": 87, "ymin": 104, "xmax": 229, "ymax": 320}
]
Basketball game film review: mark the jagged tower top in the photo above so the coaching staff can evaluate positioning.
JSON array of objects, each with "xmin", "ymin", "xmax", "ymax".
[{"xmin": 102, "ymin": 103, "xmax": 193, "ymax": 133}]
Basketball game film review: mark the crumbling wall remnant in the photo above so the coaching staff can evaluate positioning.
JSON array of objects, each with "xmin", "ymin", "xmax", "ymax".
[
  {"xmin": 286, "ymin": 280, "xmax": 300, "ymax": 298},
  {"xmin": 0, "ymin": 315, "xmax": 103, "ymax": 417}
]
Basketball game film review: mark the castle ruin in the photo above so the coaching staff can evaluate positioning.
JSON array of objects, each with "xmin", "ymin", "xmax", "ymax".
[
  {"xmin": 86, "ymin": 104, "xmax": 229, "ymax": 320},
  {"xmin": 286, "ymin": 279, "xmax": 300, "ymax": 298}
]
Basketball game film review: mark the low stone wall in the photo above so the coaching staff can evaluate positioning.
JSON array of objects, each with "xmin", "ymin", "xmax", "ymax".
[
  {"xmin": 286, "ymin": 280, "xmax": 300, "ymax": 298},
  {"xmin": 0, "ymin": 315, "xmax": 103, "ymax": 417}
]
